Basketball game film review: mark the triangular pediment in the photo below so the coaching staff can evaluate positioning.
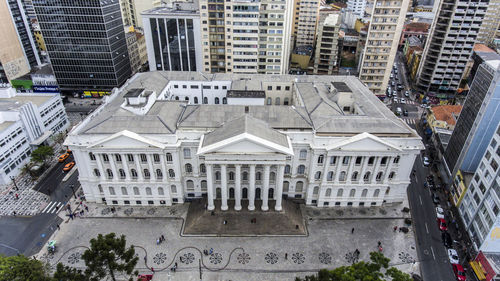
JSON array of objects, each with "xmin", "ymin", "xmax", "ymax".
[
  {"xmin": 198, "ymin": 133, "xmax": 294, "ymax": 155},
  {"xmin": 89, "ymin": 130, "xmax": 165, "ymax": 149},
  {"xmin": 327, "ymin": 132, "xmax": 402, "ymax": 152}
]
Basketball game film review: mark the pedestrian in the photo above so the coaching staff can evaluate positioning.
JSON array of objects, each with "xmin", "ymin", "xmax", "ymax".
[
  {"xmin": 156, "ymin": 238, "xmax": 160, "ymax": 245},
  {"xmin": 161, "ymin": 235, "xmax": 165, "ymax": 241},
  {"xmin": 351, "ymin": 227, "xmax": 355, "ymax": 234},
  {"xmin": 378, "ymin": 241, "xmax": 381, "ymax": 247},
  {"xmin": 80, "ymin": 210, "xmax": 84, "ymax": 216},
  {"xmin": 12, "ymin": 211, "xmax": 16, "ymax": 216},
  {"xmin": 355, "ymin": 249, "xmax": 360, "ymax": 256},
  {"xmin": 15, "ymin": 193, "xmax": 18, "ymax": 200},
  {"xmin": 69, "ymin": 213, "xmax": 73, "ymax": 220},
  {"xmin": 57, "ymin": 224, "xmax": 60, "ymax": 230},
  {"xmin": 223, "ymin": 220, "xmax": 227, "ymax": 225},
  {"xmin": 151, "ymin": 267, "xmax": 155, "ymax": 274},
  {"xmin": 285, "ymin": 253, "xmax": 288, "ymax": 260},
  {"xmin": 175, "ymin": 262, "xmax": 178, "ymax": 267},
  {"xmin": 55, "ymin": 206, "xmax": 59, "ymax": 212},
  {"xmin": 393, "ymin": 226, "xmax": 398, "ymax": 232},
  {"xmin": 144, "ymin": 256, "xmax": 147, "ymax": 263},
  {"xmin": 84, "ymin": 205, "xmax": 89, "ymax": 212}
]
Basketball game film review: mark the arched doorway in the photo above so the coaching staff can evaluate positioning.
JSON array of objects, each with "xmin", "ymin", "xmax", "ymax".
[
  {"xmin": 255, "ymin": 188, "xmax": 261, "ymax": 199},
  {"xmin": 268, "ymin": 188, "xmax": 274, "ymax": 199},
  {"xmin": 242, "ymin": 188, "xmax": 248, "ymax": 199},
  {"xmin": 229, "ymin": 188, "xmax": 235, "ymax": 199},
  {"xmin": 216, "ymin": 188, "xmax": 221, "ymax": 199}
]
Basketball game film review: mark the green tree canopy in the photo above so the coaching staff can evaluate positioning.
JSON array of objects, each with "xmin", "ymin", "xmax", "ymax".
[
  {"xmin": 53, "ymin": 263, "xmax": 87, "ymax": 281},
  {"xmin": 295, "ymin": 252, "xmax": 412, "ymax": 281},
  {"xmin": 81, "ymin": 233, "xmax": 138, "ymax": 281},
  {"xmin": 0, "ymin": 255, "xmax": 52, "ymax": 281},
  {"xmin": 31, "ymin": 145, "xmax": 54, "ymax": 163}
]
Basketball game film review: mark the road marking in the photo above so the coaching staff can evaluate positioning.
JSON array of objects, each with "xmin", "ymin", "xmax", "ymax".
[
  {"xmin": 428, "ymin": 188, "xmax": 432, "ymax": 196},
  {"xmin": 425, "ymin": 223, "xmax": 429, "ymax": 234},
  {"xmin": 50, "ymin": 202, "xmax": 63, "ymax": 213},
  {"xmin": 41, "ymin": 202, "xmax": 55, "ymax": 213},
  {"xmin": 419, "ymin": 195, "xmax": 423, "ymax": 205},
  {"xmin": 431, "ymin": 246, "xmax": 436, "ymax": 260}
]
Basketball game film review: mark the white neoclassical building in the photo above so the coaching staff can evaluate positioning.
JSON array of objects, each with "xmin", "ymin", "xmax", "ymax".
[{"xmin": 65, "ymin": 72, "xmax": 424, "ymax": 211}]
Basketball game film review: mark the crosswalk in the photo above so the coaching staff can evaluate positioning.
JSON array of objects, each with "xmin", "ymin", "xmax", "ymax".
[
  {"xmin": 402, "ymin": 118, "xmax": 417, "ymax": 125},
  {"xmin": 41, "ymin": 201, "xmax": 63, "ymax": 214}
]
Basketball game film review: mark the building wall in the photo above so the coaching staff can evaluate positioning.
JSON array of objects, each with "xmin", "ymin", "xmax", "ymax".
[
  {"xmin": 294, "ymin": 0, "xmax": 321, "ymax": 47},
  {"xmin": 476, "ymin": 0, "xmax": 500, "ymax": 46},
  {"xmin": 313, "ymin": 14, "xmax": 340, "ymax": 75}
]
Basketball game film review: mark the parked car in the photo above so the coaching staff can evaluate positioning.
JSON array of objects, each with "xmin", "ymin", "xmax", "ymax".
[
  {"xmin": 432, "ymin": 193, "xmax": 440, "ymax": 204},
  {"xmin": 423, "ymin": 156, "xmax": 430, "ymax": 166},
  {"xmin": 405, "ymin": 91, "xmax": 410, "ymax": 97},
  {"xmin": 403, "ymin": 109, "xmax": 408, "ymax": 116},
  {"xmin": 393, "ymin": 97, "xmax": 399, "ymax": 103},
  {"xmin": 452, "ymin": 264, "xmax": 466, "ymax": 281},
  {"xmin": 442, "ymin": 231, "xmax": 452, "ymax": 248},
  {"xmin": 400, "ymin": 98, "xmax": 406, "ymax": 104},
  {"xmin": 436, "ymin": 206, "xmax": 445, "ymax": 219},
  {"xmin": 448, "ymin": 249, "xmax": 460, "ymax": 264},
  {"xmin": 437, "ymin": 218, "xmax": 448, "ymax": 231},
  {"xmin": 63, "ymin": 161, "xmax": 75, "ymax": 172},
  {"xmin": 396, "ymin": 107, "xmax": 402, "ymax": 116},
  {"xmin": 58, "ymin": 153, "xmax": 70, "ymax": 163},
  {"xmin": 397, "ymin": 84, "xmax": 404, "ymax": 91}
]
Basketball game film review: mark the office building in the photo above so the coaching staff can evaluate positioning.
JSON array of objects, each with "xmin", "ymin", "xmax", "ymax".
[
  {"xmin": 416, "ymin": 0, "xmax": 489, "ymax": 98},
  {"xmin": 199, "ymin": 0, "xmax": 293, "ymax": 74},
  {"xmin": 65, "ymin": 71, "xmax": 423, "ymax": 210},
  {"xmin": 358, "ymin": 0, "xmax": 410, "ymax": 96},
  {"xmin": 313, "ymin": 13, "xmax": 340, "ymax": 75},
  {"xmin": 142, "ymin": 4, "xmax": 202, "ymax": 72},
  {"xmin": 476, "ymin": 0, "xmax": 500, "ymax": 47},
  {"xmin": 347, "ymin": 0, "xmax": 367, "ymax": 16},
  {"xmin": 0, "ymin": 84, "xmax": 69, "ymax": 185},
  {"xmin": 126, "ymin": 31, "xmax": 148, "ymax": 74},
  {"xmin": 120, "ymin": 0, "xmax": 160, "ymax": 28},
  {"xmin": 292, "ymin": 0, "xmax": 321, "ymax": 47},
  {"xmin": 33, "ymin": 0, "xmax": 132, "ymax": 93}
]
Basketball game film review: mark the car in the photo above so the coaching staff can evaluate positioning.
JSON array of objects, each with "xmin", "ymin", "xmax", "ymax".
[
  {"xmin": 393, "ymin": 97, "xmax": 399, "ymax": 103},
  {"xmin": 391, "ymin": 81, "xmax": 395, "ymax": 87},
  {"xmin": 390, "ymin": 73, "xmax": 394, "ymax": 78},
  {"xmin": 397, "ymin": 84, "xmax": 404, "ymax": 90},
  {"xmin": 63, "ymin": 161, "xmax": 75, "ymax": 172},
  {"xmin": 423, "ymin": 156, "xmax": 430, "ymax": 166},
  {"xmin": 403, "ymin": 109, "xmax": 408, "ymax": 116},
  {"xmin": 442, "ymin": 231, "xmax": 453, "ymax": 248},
  {"xmin": 396, "ymin": 107, "xmax": 402, "ymax": 116},
  {"xmin": 437, "ymin": 218, "xmax": 447, "ymax": 231},
  {"xmin": 58, "ymin": 153, "xmax": 70, "ymax": 163},
  {"xmin": 395, "ymin": 69, "xmax": 398, "ymax": 74},
  {"xmin": 400, "ymin": 98, "xmax": 406, "ymax": 104},
  {"xmin": 405, "ymin": 91, "xmax": 410, "ymax": 97},
  {"xmin": 66, "ymin": 149, "xmax": 72, "ymax": 154},
  {"xmin": 432, "ymin": 193, "xmax": 440, "ymax": 204},
  {"xmin": 448, "ymin": 249, "xmax": 460, "ymax": 264},
  {"xmin": 436, "ymin": 206, "xmax": 445, "ymax": 219},
  {"xmin": 452, "ymin": 264, "xmax": 466, "ymax": 281}
]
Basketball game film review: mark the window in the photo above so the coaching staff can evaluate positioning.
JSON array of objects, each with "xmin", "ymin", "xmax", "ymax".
[
  {"xmin": 229, "ymin": 171, "xmax": 235, "ymax": 181},
  {"xmin": 215, "ymin": 97, "xmax": 220, "ymax": 104},
  {"xmin": 109, "ymin": 186, "xmax": 115, "ymax": 195},
  {"xmin": 156, "ymin": 169, "xmax": 163, "ymax": 179},
  {"xmin": 168, "ymin": 169, "xmax": 175, "ymax": 178},
  {"xmin": 327, "ymin": 171, "xmax": 334, "ymax": 181},
  {"xmin": 361, "ymin": 189, "xmax": 368, "ymax": 197},
  {"xmin": 364, "ymin": 172, "xmax": 371, "ymax": 182},
  {"xmin": 119, "ymin": 169, "xmax": 126, "ymax": 179},
  {"xmin": 355, "ymin": 157, "xmax": 362, "ymax": 165},
  {"xmin": 153, "ymin": 154, "xmax": 160, "ymax": 163},
  {"xmin": 297, "ymin": 165, "xmax": 305, "ymax": 175},
  {"xmin": 243, "ymin": 171, "xmax": 248, "ymax": 181},
  {"xmin": 318, "ymin": 154, "xmax": 324, "ymax": 164},
  {"xmin": 203, "ymin": 97, "xmax": 208, "ymax": 104},
  {"xmin": 131, "ymin": 169, "xmax": 138, "ymax": 179},
  {"xmin": 223, "ymin": 97, "xmax": 227, "ymax": 104},
  {"xmin": 115, "ymin": 154, "xmax": 122, "ymax": 162},
  {"xmin": 256, "ymin": 172, "xmax": 262, "ymax": 181},
  {"xmin": 479, "ymin": 182, "xmax": 486, "ymax": 194},
  {"xmin": 133, "ymin": 186, "xmax": 139, "ymax": 195},
  {"xmin": 200, "ymin": 164, "xmax": 206, "ymax": 174},
  {"xmin": 140, "ymin": 154, "xmax": 147, "ymax": 163},
  {"xmin": 267, "ymin": 86, "xmax": 272, "ymax": 90},
  {"xmin": 491, "ymin": 159, "xmax": 498, "ymax": 172},
  {"xmin": 94, "ymin": 169, "xmax": 100, "ymax": 177},
  {"xmin": 352, "ymin": 171, "xmax": 359, "ymax": 181},
  {"xmin": 215, "ymin": 171, "xmax": 221, "ymax": 181},
  {"xmin": 285, "ymin": 86, "xmax": 290, "ymax": 91},
  {"xmin": 313, "ymin": 186, "xmax": 319, "ymax": 195},
  {"xmin": 393, "ymin": 156, "xmax": 400, "ymax": 164},
  {"xmin": 275, "ymin": 97, "xmax": 280, "ymax": 105},
  {"xmin": 388, "ymin": 172, "xmax": 395, "ymax": 180},
  {"xmin": 337, "ymin": 189, "xmax": 343, "ymax": 197},
  {"xmin": 166, "ymin": 153, "xmax": 173, "ymax": 162},
  {"xmin": 374, "ymin": 189, "xmax": 380, "ymax": 197},
  {"xmin": 194, "ymin": 97, "xmax": 198, "ymax": 104},
  {"xmin": 284, "ymin": 165, "xmax": 291, "ymax": 174},
  {"xmin": 127, "ymin": 154, "xmax": 134, "ymax": 162},
  {"xmin": 381, "ymin": 157, "xmax": 388, "ymax": 165},
  {"xmin": 491, "ymin": 138, "xmax": 498, "ymax": 148},
  {"xmin": 339, "ymin": 171, "xmax": 346, "ymax": 181},
  {"xmin": 185, "ymin": 163, "xmax": 193, "ymax": 173},
  {"xmin": 299, "ymin": 149, "xmax": 307, "ymax": 159},
  {"xmin": 349, "ymin": 189, "xmax": 356, "ymax": 197},
  {"xmin": 325, "ymin": 188, "xmax": 332, "ymax": 197},
  {"xmin": 315, "ymin": 171, "xmax": 322, "ymax": 180},
  {"xmin": 295, "ymin": 181, "xmax": 303, "ymax": 192},
  {"xmin": 144, "ymin": 169, "xmax": 150, "ymax": 179},
  {"xmin": 89, "ymin": 152, "xmax": 96, "ymax": 161},
  {"xmin": 146, "ymin": 187, "xmax": 152, "ymax": 195},
  {"xmin": 158, "ymin": 187, "xmax": 164, "ymax": 195},
  {"xmin": 368, "ymin": 157, "xmax": 375, "ymax": 165},
  {"xmin": 171, "ymin": 185, "xmax": 177, "ymax": 194},
  {"xmin": 183, "ymin": 148, "xmax": 191, "ymax": 159},
  {"xmin": 106, "ymin": 169, "xmax": 113, "ymax": 179},
  {"xmin": 342, "ymin": 156, "xmax": 350, "ymax": 165},
  {"xmin": 121, "ymin": 187, "xmax": 128, "ymax": 195},
  {"xmin": 376, "ymin": 172, "xmax": 383, "ymax": 181},
  {"xmin": 270, "ymin": 172, "xmax": 276, "ymax": 182},
  {"xmin": 284, "ymin": 97, "xmax": 289, "ymax": 105},
  {"xmin": 267, "ymin": 97, "xmax": 272, "ymax": 105},
  {"xmin": 330, "ymin": 156, "xmax": 337, "ymax": 165},
  {"xmin": 103, "ymin": 154, "xmax": 109, "ymax": 162}
]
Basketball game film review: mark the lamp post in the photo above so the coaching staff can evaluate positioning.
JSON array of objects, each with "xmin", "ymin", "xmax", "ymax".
[{"xmin": 10, "ymin": 176, "xmax": 18, "ymax": 191}]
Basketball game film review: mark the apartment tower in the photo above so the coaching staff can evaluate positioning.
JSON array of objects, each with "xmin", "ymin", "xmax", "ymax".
[
  {"xmin": 416, "ymin": 0, "xmax": 489, "ymax": 97},
  {"xmin": 292, "ymin": 0, "xmax": 321, "ymax": 47},
  {"xmin": 313, "ymin": 13, "xmax": 340, "ymax": 75},
  {"xmin": 358, "ymin": 0, "xmax": 409, "ymax": 96},
  {"xmin": 199, "ymin": 0, "xmax": 293, "ymax": 74},
  {"xmin": 476, "ymin": 0, "xmax": 500, "ymax": 46}
]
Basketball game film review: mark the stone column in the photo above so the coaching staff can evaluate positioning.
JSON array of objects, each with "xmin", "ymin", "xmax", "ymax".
[
  {"xmin": 346, "ymin": 156, "xmax": 356, "ymax": 184},
  {"xmin": 159, "ymin": 153, "xmax": 167, "ymax": 182},
  {"xmin": 108, "ymin": 154, "xmax": 118, "ymax": 182},
  {"xmin": 262, "ymin": 165, "xmax": 270, "ymax": 211},
  {"xmin": 275, "ymin": 165, "xmax": 285, "ymax": 211},
  {"xmin": 220, "ymin": 164, "xmax": 228, "ymax": 211},
  {"xmin": 206, "ymin": 164, "xmax": 215, "ymax": 210},
  {"xmin": 248, "ymin": 164, "xmax": 256, "ymax": 211},
  {"xmin": 147, "ymin": 154, "xmax": 155, "ymax": 181},
  {"xmin": 360, "ymin": 156, "xmax": 369, "ymax": 182},
  {"xmin": 371, "ymin": 157, "xmax": 381, "ymax": 184},
  {"xmin": 383, "ymin": 157, "xmax": 394, "ymax": 183},
  {"xmin": 95, "ymin": 153, "xmax": 105, "ymax": 181},
  {"xmin": 134, "ymin": 154, "xmax": 144, "ymax": 181},
  {"xmin": 120, "ymin": 154, "xmax": 130, "ymax": 181},
  {"xmin": 333, "ymin": 157, "xmax": 343, "ymax": 183},
  {"xmin": 235, "ymin": 164, "xmax": 242, "ymax": 211}
]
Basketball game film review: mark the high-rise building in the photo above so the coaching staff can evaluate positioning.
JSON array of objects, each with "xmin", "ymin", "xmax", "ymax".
[
  {"xmin": 33, "ymin": 0, "xmax": 132, "ymax": 93},
  {"xmin": 142, "ymin": 3, "xmax": 202, "ymax": 72},
  {"xmin": 313, "ymin": 13, "xmax": 340, "ymax": 75},
  {"xmin": 119, "ymin": 0, "xmax": 160, "ymax": 28},
  {"xmin": 476, "ymin": 0, "xmax": 500, "ymax": 47},
  {"xmin": 347, "ymin": 0, "xmax": 367, "ymax": 16},
  {"xmin": 416, "ymin": 0, "xmax": 489, "ymax": 98},
  {"xmin": 126, "ymin": 31, "xmax": 148, "ymax": 74},
  {"xmin": 199, "ymin": 0, "xmax": 293, "ymax": 74},
  {"xmin": 358, "ymin": 0, "xmax": 409, "ymax": 96},
  {"xmin": 292, "ymin": 0, "xmax": 321, "ymax": 47}
]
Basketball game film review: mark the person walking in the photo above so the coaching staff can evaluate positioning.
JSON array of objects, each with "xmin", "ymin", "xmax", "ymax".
[
  {"xmin": 57, "ymin": 224, "xmax": 60, "ymax": 230},
  {"xmin": 285, "ymin": 253, "xmax": 288, "ymax": 260},
  {"xmin": 15, "ymin": 193, "xmax": 18, "ymax": 200},
  {"xmin": 351, "ymin": 228, "xmax": 355, "ymax": 234}
]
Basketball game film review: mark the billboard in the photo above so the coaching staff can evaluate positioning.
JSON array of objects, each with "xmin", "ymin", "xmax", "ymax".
[{"xmin": 33, "ymin": 86, "xmax": 59, "ymax": 93}]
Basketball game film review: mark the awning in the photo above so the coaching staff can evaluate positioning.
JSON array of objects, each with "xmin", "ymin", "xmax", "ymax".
[
  {"xmin": 30, "ymin": 130, "xmax": 53, "ymax": 146},
  {"xmin": 470, "ymin": 261, "xmax": 487, "ymax": 281}
]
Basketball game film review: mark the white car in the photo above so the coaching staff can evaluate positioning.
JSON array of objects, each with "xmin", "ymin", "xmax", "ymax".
[
  {"xmin": 423, "ymin": 156, "xmax": 430, "ymax": 167},
  {"xmin": 393, "ymin": 97, "xmax": 398, "ymax": 103},
  {"xmin": 400, "ymin": 98, "xmax": 406, "ymax": 104},
  {"xmin": 405, "ymin": 91, "xmax": 410, "ymax": 97},
  {"xmin": 436, "ymin": 206, "xmax": 445, "ymax": 219},
  {"xmin": 448, "ymin": 249, "xmax": 459, "ymax": 264}
]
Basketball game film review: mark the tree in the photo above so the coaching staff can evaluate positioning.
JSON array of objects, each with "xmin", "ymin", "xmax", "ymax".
[
  {"xmin": 295, "ymin": 252, "xmax": 412, "ymax": 281},
  {"xmin": 0, "ymin": 255, "xmax": 52, "ymax": 281},
  {"xmin": 53, "ymin": 263, "xmax": 87, "ymax": 281},
  {"xmin": 81, "ymin": 233, "xmax": 139, "ymax": 281},
  {"xmin": 31, "ymin": 146, "xmax": 54, "ymax": 163}
]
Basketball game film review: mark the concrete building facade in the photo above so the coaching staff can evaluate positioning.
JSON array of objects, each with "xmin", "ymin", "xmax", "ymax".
[
  {"xmin": 293, "ymin": 0, "xmax": 321, "ymax": 47},
  {"xmin": 313, "ymin": 14, "xmax": 340, "ymax": 75},
  {"xmin": 476, "ymin": 0, "xmax": 500, "ymax": 47}
]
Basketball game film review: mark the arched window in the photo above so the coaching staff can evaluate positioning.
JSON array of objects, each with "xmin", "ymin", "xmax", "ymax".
[
  {"xmin": 297, "ymin": 165, "xmax": 305, "ymax": 175},
  {"xmin": 109, "ymin": 186, "xmax": 115, "ymax": 195},
  {"xmin": 381, "ymin": 157, "xmax": 388, "ymax": 165},
  {"xmin": 284, "ymin": 165, "xmax": 291, "ymax": 174},
  {"xmin": 363, "ymin": 172, "xmax": 371, "ymax": 182},
  {"xmin": 168, "ymin": 169, "xmax": 175, "ymax": 178},
  {"xmin": 325, "ymin": 188, "xmax": 332, "ymax": 197},
  {"xmin": 215, "ymin": 97, "xmax": 220, "ymax": 104},
  {"xmin": 158, "ymin": 187, "xmax": 164, "ymax": 195},
  {"xmin": 229, "ymin": 171, "xmax": 235, "ymax": 181},
  {"xmin": 349, "ymin": 188, "xmax": 356, "ymax": 197},
  {"xmin": 339, "ymin": 171, "xmax": 346, "ymax": 181},
  {"xmin": 313, "ymin": 186, "xmax": 319, "ymax": 195},
  {"xmin": 295, "ymin": 181, "xmax": 303, "ymax": 192},
  {"xmin": 185, "ymin": 97, "xmax": 190, "ymax": 102},
  {"xmin": 99, "ymin": 185, "xmax": 104, "ymax": 193},
  {"xmin": 342, "ymin": 156, "xmax": 350, "ymax": 165},
  {"xmin": 146, "ymin": 187, "xmax": 152, "ymax": 195},
  {"xmin": 283, "ymin": 181, "xmax": 289, "ymax": 192},
  {"xmin": 222, "ymin": 97, "xmax": 227, "ymax": 104},
  {"xmin": 200, "ymin": 164, "xmax": 206, "ymax": 174},
  {"xmin": 119, "ymin": 169, "xmax": 126, "ymax": 179},
  {"xmin": 156, "ymin": 169, "xmax": 163, "ymax": 179},
  {"xmin": 270, "ymin": 172, "xmax": 276, "ymax": 182},
  {"xmin": 175, "ymin": 96, "xmax": 179, "ymax": 100},
  {"xmin": 89, "ymin": 152, "xmax": 96, "ymax": 161},
  {"xmin": 327, "ymin": 171, "xmax": 334, "ymax": 181},
  {"xmin": 374, "ymin": 189, "xmax": 380, "ymax": 197},
  {"xmin": 131, "ymin": 169, "xmax": 138, "ymax": 179},
  {"xmin": 393, "ymin": 156, "xmax": 400, "ymax": 164},
  {"xmin": 242, "ymin": 171, "xmax": 248, "ymax": 181},
  {"xmin": 185, "ymin": 163, "xmax": 193, "ymax": 173},
  {"xmin": 337, "ymin": 188, "xmax": 343, "ymax": 197},
  {"xmin": 284, "ymin": 97, "xmax": 289, "ymax": 105},
  {"xmin": 171, "ymin": 185, "xmax": 177, "ymax": 194},
  {"xmin": 299, "ymin": 149, "xmax": 307, "ymax": 159},
  {"xmin": 376, "ymin": 172, "xmax": 383, "ymax": 181},
  {"xmin": 102, "ymin": 154, "xmax": 109, "ymax": 162},
  {"xmin": 368, "ymin": 156, "xmax": 375, "ymax": 165},
  {"xmin": 215, "ymin": 171, "xmax": 221, "ymax": 180},
  {"xmin": 133, "ymin": 186, "xmax": 139, "ymax": 195},
  {"xmin": 275, "ymin": 97, "xmax": 280, "ymax": 105},
  {"xmin": 352, "ymin": 171, "xmax": 359, "ymax": 181},
  {"xmin": 194, "ymin": 97, "xmax": 198, "ymax": 104},
  {"xmin": 166, "ymin": 153, "xmax": 173, "ymax": 162},
  {"xmin": 266, "ymin": 97, "xmax": 272, "ymax": 105},
  {"xmin": 200, "ymin": 181, "xmax": 207, "ymax": 191},
  {"xmin": 94, "ymin": 169, "xmax": 100, "ymax": 177},
  {"xmin": 361, "ymin": 189, "xmax": 368, "ymax": 197},
  {"xmin": 256, "ymin": 172, "xmax": 262, "ymax": 180},
  {"xmin": 144, "ymin": 169, "xmax": 150, "ymax": 179},
  {"xmin": 355, "ymin": 156, "xmax": 362, "ymax": 165},
  {"xmin": 121, "ymin": 186, "xmax": 128, "ymax": 195},
  {"xmin": 183, "ymin": 148, "xmax": 191, "ymax": 159},
  {"xmin": 318, "ymin": 154, "xmax": 324, "ymax": 164},
  {"xmin": 106, "ymin": 169, "xmax": 113, "ymax": 179},
  {"xmin": 315, "ymin": 171, "xmax": 322, "ymax": 180},
  {"xmin": 203, "ymin": 97, "xmax": 208, "ymax": 104},
  {"xmin": 388, "ymin": 171, "xmax": 395, "ymax": 180}
]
